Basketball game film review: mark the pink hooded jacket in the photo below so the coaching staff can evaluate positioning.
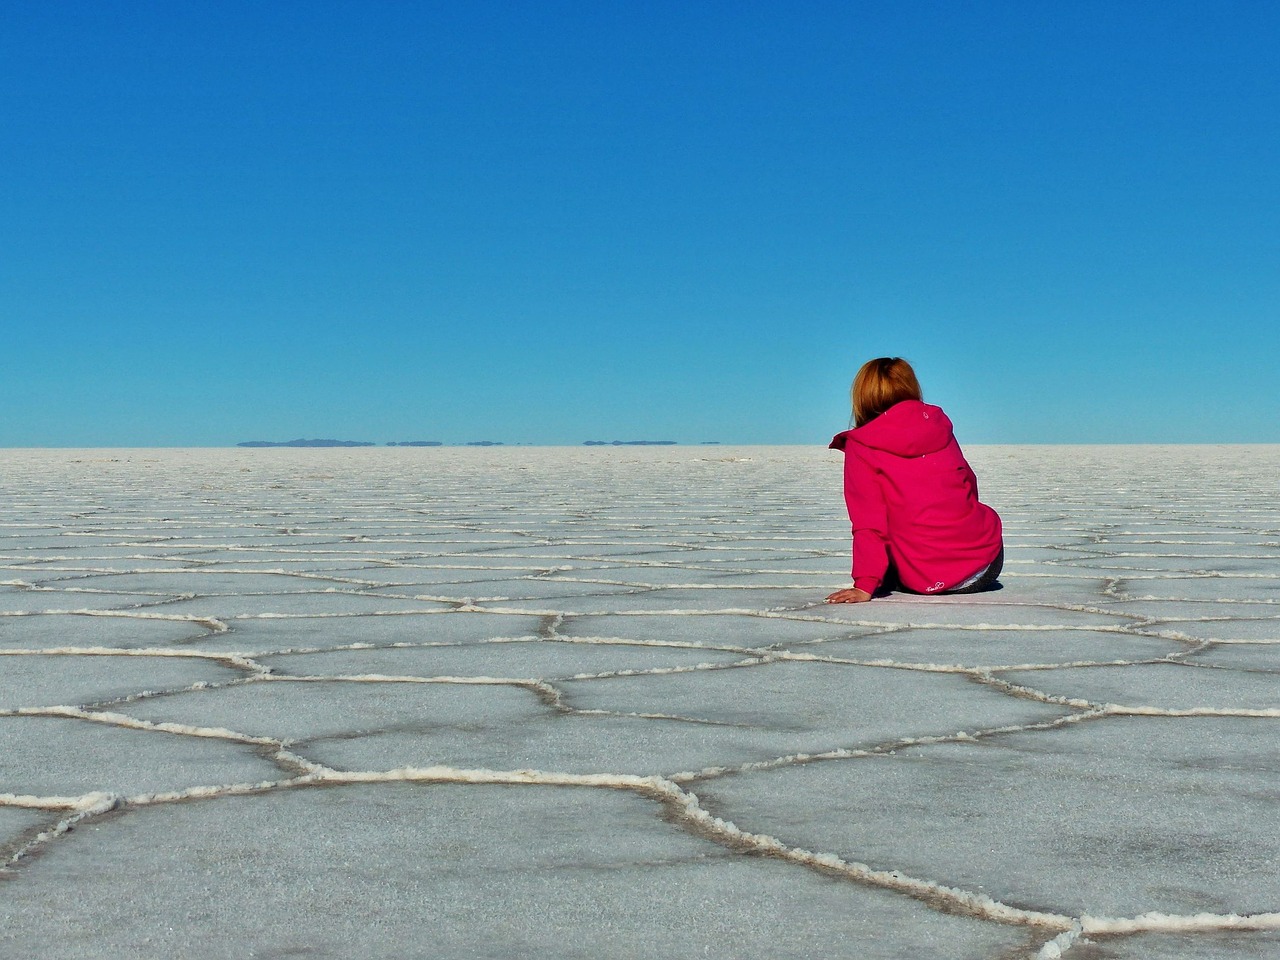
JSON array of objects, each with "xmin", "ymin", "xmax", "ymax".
[{"xmin": 829, "ymin": 400, "xmax": 1002, "ymax": 595}]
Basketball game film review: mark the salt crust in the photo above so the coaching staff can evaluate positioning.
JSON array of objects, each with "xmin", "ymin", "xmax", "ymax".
[
  {"xmin": 1, "ymin": 784, "xmax": 1027, "ymax": 959},
  {"xmin": 2, "ymin": 445, "xmax": 1280, "ymax": 958}
]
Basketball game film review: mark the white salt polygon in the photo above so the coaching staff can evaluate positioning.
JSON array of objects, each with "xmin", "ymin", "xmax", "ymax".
[{"xmin": 2, "ymin": 444, "xmax": 1279, "ymax": 958}]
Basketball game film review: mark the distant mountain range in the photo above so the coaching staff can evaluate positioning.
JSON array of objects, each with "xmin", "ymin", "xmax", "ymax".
[
  {"xmin": 583, "ymin": 440, "xmax": 677, "ymax": 446},
  {"xmin": 238, "ymin": 439, "xmax": 447, "ymax": 447},
  {"xmin": 237, "ymin": 439, "xmax": 378, "ymax": 447}
]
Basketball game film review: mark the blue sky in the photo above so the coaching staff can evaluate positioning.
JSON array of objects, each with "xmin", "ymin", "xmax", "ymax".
[{"xmin": 3, "ymin": 1, "xmax": 1277, "ymax": 445}]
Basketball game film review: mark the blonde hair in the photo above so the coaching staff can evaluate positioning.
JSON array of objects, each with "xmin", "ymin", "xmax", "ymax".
[{"xmin": 851, "ymin": 357, "xmax": 923, "ymax": 427}]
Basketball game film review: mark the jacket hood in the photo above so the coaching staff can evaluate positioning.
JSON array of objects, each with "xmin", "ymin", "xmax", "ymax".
[{"xmin": 829, "ymin": 400, "xmax": 954, "ymax": 457}]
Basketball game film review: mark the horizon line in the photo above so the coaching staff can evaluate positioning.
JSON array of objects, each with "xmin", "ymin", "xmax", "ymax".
[{"xmin": 3, "ymin": 441, "xmax": 1280, "ymax": 450}]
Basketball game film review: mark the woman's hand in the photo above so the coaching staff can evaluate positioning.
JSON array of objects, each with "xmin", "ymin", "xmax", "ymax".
[{"xmin": 825, "ymin": 587, "xmax": 872, "ymax": 604}]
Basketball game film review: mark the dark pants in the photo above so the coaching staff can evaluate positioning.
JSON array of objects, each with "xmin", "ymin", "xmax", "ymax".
[
  {"xmin": 945, "ymin": 547, "xmax": 1004, "ymax": 594},
  {"xmin": 878, "ymin": 547, "xmax": 1004, "ymax": 596}
]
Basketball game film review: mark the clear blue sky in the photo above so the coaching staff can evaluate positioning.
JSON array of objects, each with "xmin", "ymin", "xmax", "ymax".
[{"xmin": 3, "ymin": 1, "xmax": 1277, "ymax": 446}]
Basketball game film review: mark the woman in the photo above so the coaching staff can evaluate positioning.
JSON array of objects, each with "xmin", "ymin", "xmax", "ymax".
[{"xmin": 826, "ymin": 357, "xmax": 1003, "ymax": 603}]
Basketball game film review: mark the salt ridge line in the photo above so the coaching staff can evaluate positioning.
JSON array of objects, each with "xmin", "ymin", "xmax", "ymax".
[
  {"xmin": 0, "ymin": 707, "xmax": 323, "ymax": 778},
  {"xmin": 774, "ymin": 650, "xmax": 1199, "ymax": 674},
  {"xmin": 1049, "ymin": 564, "xmax": 1280, "ymax": 577},
  {"xmin": 1, "ymin": 705, "xmax": 296, "ymax": 750},
  {"xmin": 217, "ymin": 635, "xmax": 554, "ymax": 655},
  {"xmin": 668, "ymin": 711, "xmax": 1100, "ymax": 783},
  {"xmin": 25, "ymin": 568, "xmax": 400, "ymax": 587},
  {"xmin": 27, "ymin": 643, "xmax": 1249, "ymax": 726},
  {"xmin": 975, "ymin": 674, "xmax": 1280, "ymax": 717},
  {"xmin": 550, "ymin": 624, "xmax": 1177, "ymax": 660},
  {"xmin": 5, "ymin": 766, "xmax": 1076, "ymax": 930},
  {"xmin": 1047, "ymin": 551, "xmax": 1280, "ymax": 560},
  {"xmin": 0, "ymin": 608, "xmax": 228, "ymax": 632},
  {"xmin": 1035, "ymin": 923, "xmax": 1083, "ymax": 959},
  {"xmin": 5, "ymin": 597, "xmax": 1192, "ymax": 636},
  {"xmin": 70, "ymin": 672, "xmax": 279, "ymax": 711},
  {"xmin": 92, "ymin": 670, "xmax": 753, "ymax": 727},
  {"xmin": 561, "ymin": 657, "xmax": 768, "ymax": 681},
  {"xmin": 0, "ymin": 647, "xmax": 263, "ymax": 672},
  {"xmin": 0, "ymin": 706, "xmax": 330, "ymax": 784},
  {"xmin": 2, "ymin": 625, "xmax": 1205, "ymax": 674},
  {"xmin": 1124, "ymin": 594, "xmax": 1280, "ymax": 605},
  {"xmin": 565, "ymin": 706, "xmax": 749, "ymax": 727},
  {"xmin": 17, "ymin": 584, "xmax": 463, "ymax": 600},
  {"xmin": 10, "ymin": 760, "xmax": 1279, "ymax": 945},
  {"xmin": 313, "ymin": 763, "xmax": 1080, "ymax": 930},
  {"xmin": 253, "ymin": 672, "xmax": 563, "ymax": 705},
  {"xmin": 415, "ymin": 605, "xmax": 1159, "ymax": 630},
  {"xmin": 1140, "ymin": 613, "xmax": 1280, "ymax": 624},
  {"xmin": 1148, "ymin": 655, "xmax": 1280, "ymax": 672},
  {"xmin": 0, "ymin": 792, "xmax": 121, "ymax": 874},
  {"xmin": 250, "ymin": 644, "xmax": 779, "ymax": 682},
  {"xmin": 514, "ymin": 577, "xmax": 846, "ymax": 590},
  {"xmin": 532, "ymin": 632, "xmax": 780, "ymax": 652},
  {"xmin": 1106, "ymin": 704, "xmax": 1280, "ymax": 718},
  {"xmin": 2, "ymin": 663, "xmax": 1094, "ymax": 791}
]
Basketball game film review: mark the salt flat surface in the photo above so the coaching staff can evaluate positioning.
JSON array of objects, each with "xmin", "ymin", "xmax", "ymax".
[{"xmin": 1, "ymin": 444, "xmax": 1278, "ymax": 959}]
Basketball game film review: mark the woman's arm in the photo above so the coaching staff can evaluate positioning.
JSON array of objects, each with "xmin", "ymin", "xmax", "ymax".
[{"xmin": 839, "ymin": 450, "xmax": 889, "ymax": 597}]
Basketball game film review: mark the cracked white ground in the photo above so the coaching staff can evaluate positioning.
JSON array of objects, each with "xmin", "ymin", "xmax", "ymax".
[{"xmin": 1, "ymin": 445, "xmax": 1278, "ymax": 960}]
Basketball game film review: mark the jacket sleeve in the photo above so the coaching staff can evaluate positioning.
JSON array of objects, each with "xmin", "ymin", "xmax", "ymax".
[{"xmin": 844, "ymin": 450, "xmax": 889, "ymax": 594}]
